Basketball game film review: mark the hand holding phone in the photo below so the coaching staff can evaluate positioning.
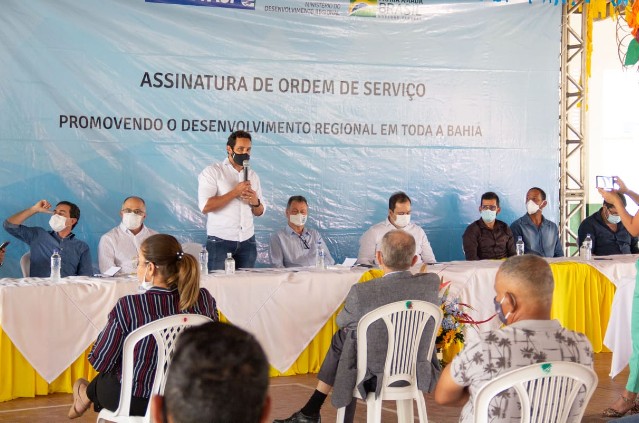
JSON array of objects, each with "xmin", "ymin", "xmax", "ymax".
[
  {"xmin": 0, "ymin": 241, "xmax": 10, "ymax": 251},
  {"xmin": 596, "ymin": 176, "xmax": 618, "ymax": 191}
]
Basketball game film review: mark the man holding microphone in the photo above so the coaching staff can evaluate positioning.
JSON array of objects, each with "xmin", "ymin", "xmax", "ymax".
[{"xmin": 198, "ymin": 130, "xmax": 265, "ymax": 270}]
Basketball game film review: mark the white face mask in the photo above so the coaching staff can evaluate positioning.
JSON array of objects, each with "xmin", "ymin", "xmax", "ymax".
[
  {"xmin": 394, "ymin": 214, "xmax": 411, "ymax": 228},
  {"xmin": 607, "ymin": 213, "xmax": 621, "ymax": 224},
  {"xmin": 289, "ymin": 213, "xmax": 307, "ymax": 227},
  {"xmin": 480, "ymin": 210, "xmax": 497, "ymax": 223},
  {"xmin": 139, "ymin": 265, "xmax": 153, "ymax": 293},
  {"xmin": 122, "ymin": 212, "xmax": 144, "ymax": 231},
  {"xmin": 49, "ymin": 214, "xmax": 68, "ymax": 232},
  {"xmin": 526, "ymin": 200, "xmax": 541, "ymax": 215}
]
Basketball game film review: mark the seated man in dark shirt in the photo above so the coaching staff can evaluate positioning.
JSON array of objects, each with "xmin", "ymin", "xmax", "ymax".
[
  {"xmin": 4, "ymin": 199, "xmax": 92, "ymax": 277},
  {"xmin": 578, "ymin": 188, "xmax": 639, "ymax": 256},
  {"xmin": 462, "ymin": 191, "xmax": 516, "ymax": 260}
]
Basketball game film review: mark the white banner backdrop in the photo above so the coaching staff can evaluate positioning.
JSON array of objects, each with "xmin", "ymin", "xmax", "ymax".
[{"xmin": 0, "ymin": 0, "xmax": 561, "ymax": 274}]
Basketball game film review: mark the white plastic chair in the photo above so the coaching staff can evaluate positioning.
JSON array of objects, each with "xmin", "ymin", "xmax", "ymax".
[
  {"xmin": 336, "ymin": 300, "xmax": 443, "ymax": 423},
  {"xmin": 20, "ymin": 252, "xmax": 30, "ymax": 277},
  {"xmin": 473, "ymin": 361, "xmax": 598, "ymax": 423},
  {"xmin": 96, "ymin": 314, "xmax": 214, "ymax": 423},
  {"xmin": 181, "ymin": 242, "xmax": 202, "ymax": 259}
]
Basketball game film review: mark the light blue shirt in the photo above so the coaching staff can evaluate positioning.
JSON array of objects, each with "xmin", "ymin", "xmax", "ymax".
[
  {"xmin": 269, "ymin": 227, "xmax": 335, "ymax": 268},
  {"xmin": 510, "ymin": 214, "xmax": 563, "ymax": 258}
]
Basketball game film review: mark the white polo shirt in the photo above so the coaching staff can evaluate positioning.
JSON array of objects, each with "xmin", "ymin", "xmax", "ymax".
[
  {"xmin": 198, "ymin": 158, "xmax": 265, "ymax": 242},
  {"xmin": 357, "ymin": 218, "xmax": 436, "ymax": 265}
]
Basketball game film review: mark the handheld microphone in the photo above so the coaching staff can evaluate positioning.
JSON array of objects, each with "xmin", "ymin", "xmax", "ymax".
[{"xmin": 243, "ymin": 160, "xmax": 250, "ymax": 182}]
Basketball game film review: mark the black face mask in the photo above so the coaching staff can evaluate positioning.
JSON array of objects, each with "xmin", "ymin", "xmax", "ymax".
[{"xmin": 231, "ymin": 151, "xmax": 250, "ymax": 166}]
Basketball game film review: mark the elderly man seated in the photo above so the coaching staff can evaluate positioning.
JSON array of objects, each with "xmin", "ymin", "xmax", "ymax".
[
  {"xmin": 434, "ymin": 255, "xmax": 594, "ymax": 422},
  {"xmin": 274, "ymin": 229, "xmax": 440, "ymax": 423}
]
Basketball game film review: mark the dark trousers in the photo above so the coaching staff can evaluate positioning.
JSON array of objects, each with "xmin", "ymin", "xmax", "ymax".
[
  {"xmin": 86, "ymin": 372, "xmax": 149, "ymax": 416},
  {"xmin": 317, "ymin": 330, "xmax": 358, "ymax": 423},
  {"xmin": 206, "ymin": 235, "xmax": 257, "ymax": 270}
]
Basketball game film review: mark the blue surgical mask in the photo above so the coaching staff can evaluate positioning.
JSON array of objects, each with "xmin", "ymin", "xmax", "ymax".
[
  {"xmin": 493, "ymin": 295, "xmax": 510, "ymax": 325},
  {"xmin": 607, "ymin": 213, "xmax": 621, "ymax": 224},
  {"xmin": 481, "ymin": 210, "xmax": 497, "ymax": 223}
]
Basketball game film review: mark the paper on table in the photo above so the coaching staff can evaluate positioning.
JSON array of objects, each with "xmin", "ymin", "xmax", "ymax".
[{"xmin": 341, "ymin": 258, "xmax": 357, "ymax": 267}]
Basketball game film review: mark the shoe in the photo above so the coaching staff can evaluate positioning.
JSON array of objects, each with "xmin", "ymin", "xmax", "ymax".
[
  {"xmin": 602, "ymin": 394, "xmax": 635, "ymax": 418},
  {"xmin": 68, "ymin": 378, "xmax": 91, "ymax": 419},
  {"xmin": 273, "ymin": 410, "xmax": 321, "ymax": 423}
]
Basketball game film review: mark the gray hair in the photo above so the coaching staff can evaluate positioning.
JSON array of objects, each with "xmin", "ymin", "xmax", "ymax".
[
  {"xmin": 497, "ymin": 255, "xmax": 554, "ymax": 305},
  {"xmin": 379, "ymin": 230, "xmax": 416, "ymax": 270}
]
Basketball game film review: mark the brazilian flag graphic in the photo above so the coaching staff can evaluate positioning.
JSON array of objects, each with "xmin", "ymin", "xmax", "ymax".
[{"xmin": 349, "ymin": 0, "xmax": 377, "ymax": 17}]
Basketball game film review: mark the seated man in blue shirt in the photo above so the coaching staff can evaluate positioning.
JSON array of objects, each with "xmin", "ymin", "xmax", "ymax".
[
  {"xmin": 4, "ymin": 199, "xmax": 92, "ymax": 277},
  {"xmin": 578, "ymin": 189, "xmax": 639, "ymax": 256},
  {"xmin": 510, "ymin": 187, "xmax": 563, "ymax": 258},
  {"xmin": 269, "ymin": 195, "xmax": 334, "ymax": 268}
]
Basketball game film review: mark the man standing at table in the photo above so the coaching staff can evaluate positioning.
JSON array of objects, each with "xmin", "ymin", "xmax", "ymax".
[
  {"xmin": 578, "ymin": 190, "xmax": 639, "ymax": 256},
  {"xmin": 357, "ymin": 191, "xmax": 436, "ymax": 265},
  {"xmin": 510, "ymin": 187, "xmax": 563, "ymax": 257},
  {"xmin": 98, "ymin": 196, "xmax": 157, "ymax": 274},
  {"xmin": 269, "ymin": 195, "xmax": 334, "ymax": 268},
  {"xmin": 198, "ymin": 130, "xmax": 265, "ymax": 270},
  {"xmin": 3, "ymin": 199, "xmax": 92, "ymax": 277},
  {"xmin": 274, "ymin": 230, "xmax": 440, "ymax": 423},
  {"xmin": 462, "ymin": 191, "xmax": 516, "ymax": 260}
]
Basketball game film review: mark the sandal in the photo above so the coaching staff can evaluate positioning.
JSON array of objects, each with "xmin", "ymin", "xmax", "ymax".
[
  {"xmin": 68, "ymin": 378, "xmax": 91, "ymax": 419},
  {"xmin": 603, "ymin": 394, "xmax": 636, "ymax": 418}
]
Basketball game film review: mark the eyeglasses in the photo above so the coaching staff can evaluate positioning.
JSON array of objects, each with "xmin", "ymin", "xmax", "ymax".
[
  {"xmin": 480, "ymin": 205, "xmax": 498, "ymax": 211},
  {"xmin": 122, "ymin": 208, "xmax": 145, "ymax": 215},
  {"xmin": 298, "ymin": 234, "xmax": 310, "ymax": 249}
]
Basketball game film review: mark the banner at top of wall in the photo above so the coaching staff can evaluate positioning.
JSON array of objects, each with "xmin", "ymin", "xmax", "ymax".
[{"xmin": 0, "ymin": 0, "xmax": 561, "ymax": 275}]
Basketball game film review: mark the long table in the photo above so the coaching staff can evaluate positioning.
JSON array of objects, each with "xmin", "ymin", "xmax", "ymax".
[
  {"xmin": 0, "ymin": 268, "xmax": 364, "ymax": 402},
  {"xmin": 0, "ymin": 257, "xmax": 635, "ymax": 402}
]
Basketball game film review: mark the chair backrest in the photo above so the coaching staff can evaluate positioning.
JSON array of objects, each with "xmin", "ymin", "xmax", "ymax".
[
  {"xmin": 20, "ymin": 252, "xmax": 30, "ymax": 278},
  {"xmin": 355, "ymin": 300, "xmax": 443, "ymax": 394},
  {"xmin": 473, "ymin": 361, "xmax": 598, "ymax": 423},
  {"xmin": 181, "ymin": 242, "xmax": 202, "ymax": 259},
  {"xmin": 115, "ymin": 314, "xmax": 214, "ymax": 421}
]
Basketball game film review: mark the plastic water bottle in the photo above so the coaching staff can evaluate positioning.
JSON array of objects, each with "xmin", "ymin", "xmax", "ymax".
[
  {"xmin": 225, "ymin": 252, "xmax": 235, "ymax": 275},
  {"xmin": 516, "ymin": 236, "xmax": 525, "ymax": 256},
  {"xmin": 50, "ymin": 249, "xmax": 61, "ymax": 282},
  {"xmin": 199, "ymin": 245, "xmax": 208, "ymax": 275},
  {"xmin": 583, "ymin": 234, "xmax": 592, "ymax": 261},
  {"xmin": 315, "ymin": 239, "xmax": 326, "ymax": 269}
]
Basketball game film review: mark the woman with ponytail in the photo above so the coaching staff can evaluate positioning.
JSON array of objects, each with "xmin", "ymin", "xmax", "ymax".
[{"xmin": 69, "ymin": 234, "xmax": 218, "ymax": 419}]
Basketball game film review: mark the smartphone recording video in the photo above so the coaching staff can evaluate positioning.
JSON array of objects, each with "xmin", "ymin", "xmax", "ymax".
[{"xmin": 596, "ymin": 176, "xmax": 617, "ymax": 190}]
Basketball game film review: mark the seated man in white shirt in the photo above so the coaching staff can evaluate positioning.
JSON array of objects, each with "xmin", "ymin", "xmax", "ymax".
[
  {"xmin": 357, "ymin": 191, "xmax": 436, "ymax": 265},
  {"xmin": 98, "ymin": 196, "xmax": 157, "ymax": 274},
  {"xmin": 269, "ymin": 195, "xmax": 334, "ymax": 268}
]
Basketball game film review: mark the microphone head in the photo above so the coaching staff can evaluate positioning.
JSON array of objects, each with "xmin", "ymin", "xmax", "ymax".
[{"xmin": 243, "ymin": 160, "xmax": 250, "ymax": 168}]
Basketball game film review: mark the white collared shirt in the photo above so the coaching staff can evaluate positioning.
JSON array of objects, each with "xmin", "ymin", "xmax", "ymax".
[
  {"xmin": 357, "ymin": 218, "xmax": 436, "ymax": 265},
  {"xmin": 197, "ymin": 158, "xmax": 265, "ymax": 242},
  {"xmin": 98, "ymin": 222, "xmax": 158, "ymax": 274}
]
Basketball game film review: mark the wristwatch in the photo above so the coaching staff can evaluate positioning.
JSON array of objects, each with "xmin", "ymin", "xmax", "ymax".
[{"xmin": 251, "ymin": 199, "xmax": 261, "ymax": 208}]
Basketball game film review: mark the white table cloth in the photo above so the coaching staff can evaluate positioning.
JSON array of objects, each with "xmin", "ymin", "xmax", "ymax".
[{"xmin": 0, "ymin": 268, "xmax": 364, "ymax": 383}]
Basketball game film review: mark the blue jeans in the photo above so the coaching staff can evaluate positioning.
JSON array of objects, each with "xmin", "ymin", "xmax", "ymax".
[{"xmin": 206, "ymin": 235, "xmax": 257, "ymax": 270}]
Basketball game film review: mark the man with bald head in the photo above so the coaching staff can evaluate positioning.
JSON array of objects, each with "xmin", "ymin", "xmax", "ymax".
[
  {"xmin": 434, "ymin": 255, "xmax": 593, "ymax": 422},
  {"xmin": 274, "ymin": 230, "xmax": 440, "ymax": 423},
  {"xmin": 98, "ymin": 196, "xmax": 157, "ymax": 274}
]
